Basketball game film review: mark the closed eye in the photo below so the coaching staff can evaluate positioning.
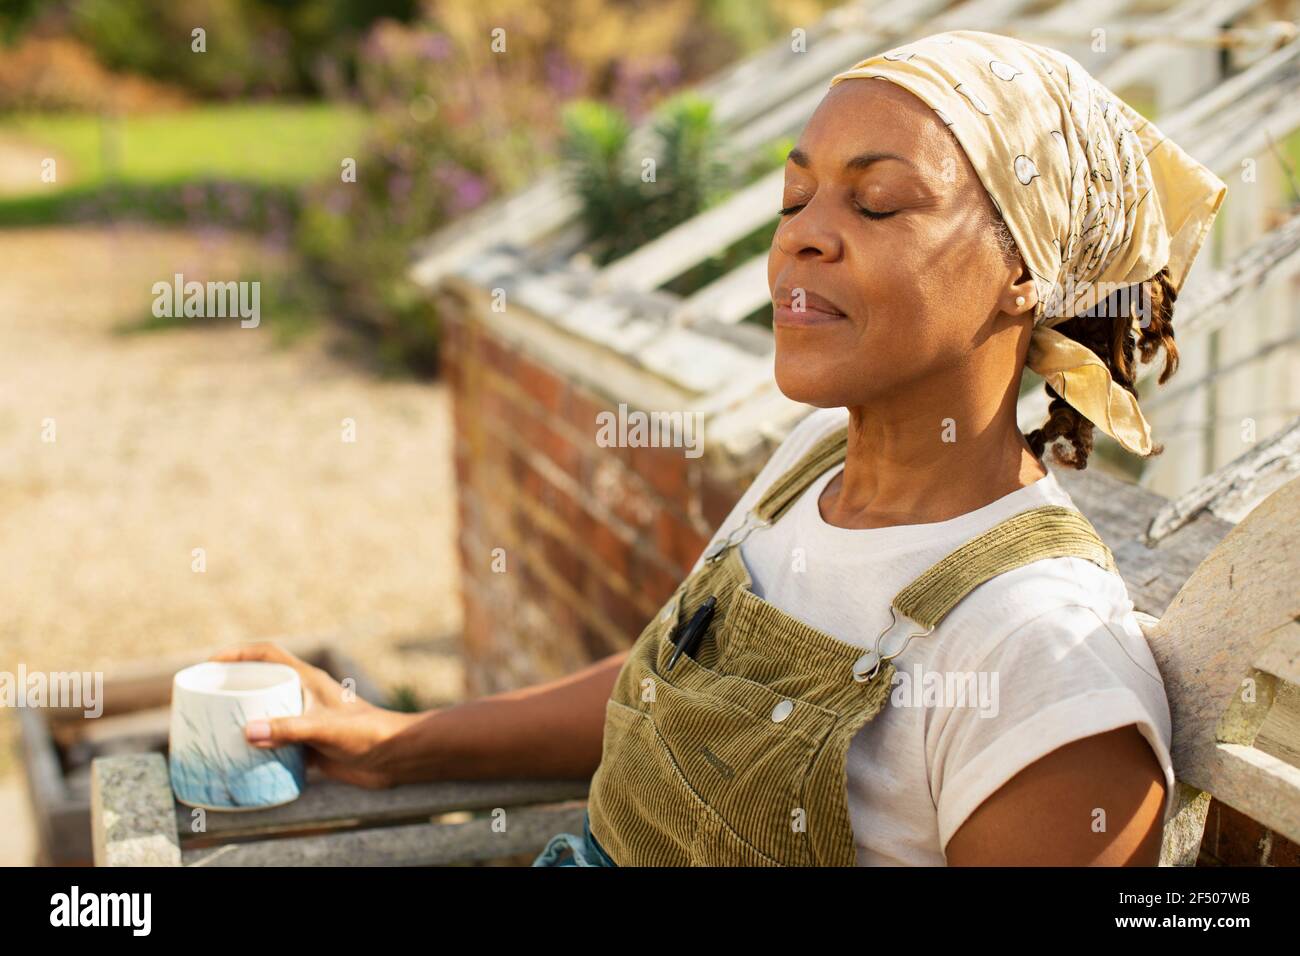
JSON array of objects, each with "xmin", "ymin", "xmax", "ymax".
[{"xmin": 777, "ymin": 202, "xmax": 897, "ymax": 221}]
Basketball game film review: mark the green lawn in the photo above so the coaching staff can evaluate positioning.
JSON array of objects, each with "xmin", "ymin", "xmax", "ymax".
[
  {"xmin": 2, "ymin": 102, "xmax": 368, "ymax": 188},
  {"xmin": 0, "ymin": 103, "xmax": 369, "ymax": 225}
]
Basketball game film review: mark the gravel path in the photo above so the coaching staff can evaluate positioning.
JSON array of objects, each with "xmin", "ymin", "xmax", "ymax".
[{"xmin": 0, "ymin": 225, "xmax": 464, "ymax": 820}]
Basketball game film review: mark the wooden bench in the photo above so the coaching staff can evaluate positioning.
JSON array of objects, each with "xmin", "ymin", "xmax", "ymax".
[{"xmin": 90, "ymin": 473, "xmax": 1300, "ymax": 866}]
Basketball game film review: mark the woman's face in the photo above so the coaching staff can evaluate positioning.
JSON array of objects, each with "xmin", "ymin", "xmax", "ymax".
[{"xmin": 767, "ymin": 78, "xmax": 1028, "ymax": 408}]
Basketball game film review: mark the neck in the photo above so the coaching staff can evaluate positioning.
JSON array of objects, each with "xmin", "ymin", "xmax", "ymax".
[{"xmin": 820, "ymin": 383, "xmax": 1047, "ymax": 531}]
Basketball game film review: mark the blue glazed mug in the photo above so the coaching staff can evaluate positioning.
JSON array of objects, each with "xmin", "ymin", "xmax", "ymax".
[{"xmin": 169, "ymin": 661, "xmax": 306, "ymax": 811}]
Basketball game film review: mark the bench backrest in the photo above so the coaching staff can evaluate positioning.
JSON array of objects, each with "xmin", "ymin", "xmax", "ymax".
[{"xmin": 1143, "ymin": 475, "xmax": 1300, "ymax": 863}]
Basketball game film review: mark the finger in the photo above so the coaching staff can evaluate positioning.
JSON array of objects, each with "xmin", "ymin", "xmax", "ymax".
[
  {"xmin": 209, "ymin": 643, "xmax": 336, "ymax": 700},
  {"xmin": 244, "ymin": 713, "xmax": 326, "ymax": 748},
  {"xmin": 209, "ymin": 642, "xmax": 298, "ymax": 665}
]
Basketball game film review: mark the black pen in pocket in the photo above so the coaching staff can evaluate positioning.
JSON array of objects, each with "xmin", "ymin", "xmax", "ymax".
[{"xmin": 666, "ymin": 596, "xmax": 717, "ymax": 671}]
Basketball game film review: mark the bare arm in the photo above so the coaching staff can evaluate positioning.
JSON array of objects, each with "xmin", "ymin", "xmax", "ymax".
[
  {"xmin": 211, "ymin": 642, "xmax": 629, "ymax": 788},
  {"xmin": 374, "ymin": 649, "xmax": 630, "ymax": 785},
  {"xmin": 944, "ymin": 725, "xmax": 1167, "ymax": 866}
]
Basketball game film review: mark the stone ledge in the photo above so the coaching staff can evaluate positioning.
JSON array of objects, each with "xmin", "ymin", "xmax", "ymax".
[{"xmin": 91, "ymin": 753, "xmax": 181, "ymax": 867}]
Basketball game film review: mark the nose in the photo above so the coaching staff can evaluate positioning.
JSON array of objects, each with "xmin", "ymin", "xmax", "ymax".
[{"xmin": 775, "ymin": 195, "xmax": 844, "ymax": 261}]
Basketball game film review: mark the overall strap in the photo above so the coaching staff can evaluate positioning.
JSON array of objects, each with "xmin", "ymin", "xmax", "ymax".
[
  {"xmin": 892, "ymin": 504, "xmax": 1118, "ymax": 630},
  {"xmin": 754, "ymin": 424, "xmax": 849, "ymax": 523}
]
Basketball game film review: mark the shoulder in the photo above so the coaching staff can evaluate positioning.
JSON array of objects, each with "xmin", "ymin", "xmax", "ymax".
[
  {"xmin": 938, "ymin": 553, "xmax": 1159, "ymax": 684},
  {"xmin": 924, "ymin": 559, "xmax": 1176, "ymax": 848}
]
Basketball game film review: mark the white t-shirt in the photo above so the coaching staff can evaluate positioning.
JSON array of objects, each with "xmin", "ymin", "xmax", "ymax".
[{"xmin": 694, "ymin": 406, "xmax": 1176, "ymax": 866}]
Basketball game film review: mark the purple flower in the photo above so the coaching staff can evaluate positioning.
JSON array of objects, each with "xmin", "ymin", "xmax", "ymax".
[
  {"xmin": 388, "ymin": 173, "xmax": 412, "ymax": 202},
  {"xmin": 417, "ymin": 32, "xmax": 452, "ymax": 62},
  {"xmin": 545, "ymin": 50, "xmax": 585, "ymax": 98},
  {"xmin": 433, "ymin": 162, "xmax": 489, "ymax": 215},
  {"xmin": 325, "ymin": 189, "xmax": 353, "ymax": 215}
]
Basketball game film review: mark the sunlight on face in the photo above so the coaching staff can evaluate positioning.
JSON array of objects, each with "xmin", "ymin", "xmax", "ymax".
[{"xmin": 767, "ymin": 78, "xmax": 1022, "ymax": 409}]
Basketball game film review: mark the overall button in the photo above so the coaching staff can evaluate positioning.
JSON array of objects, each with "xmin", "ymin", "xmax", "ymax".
[{"xmin": 770, "ymin": 700, "xmax": 794, "ymax": 723}]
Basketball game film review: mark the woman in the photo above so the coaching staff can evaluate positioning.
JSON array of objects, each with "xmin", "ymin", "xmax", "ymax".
[{"xmin": 214, "ymin": 31, "xmax": 1226, "ymax": 866}]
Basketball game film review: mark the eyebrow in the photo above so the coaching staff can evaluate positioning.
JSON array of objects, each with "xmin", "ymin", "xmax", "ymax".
[{"xmin": 787, "ymin": 147, "xmax": 916, "ymax": 172}]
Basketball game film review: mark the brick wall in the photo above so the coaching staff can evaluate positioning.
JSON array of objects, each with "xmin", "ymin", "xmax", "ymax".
[
  {"xmin": 441, "ymin": 309, "xmax": 748, "ymax": 694},
  {"xmin": 1198, "ymin": 799, "xmax": 1300, "ymax": 866}
]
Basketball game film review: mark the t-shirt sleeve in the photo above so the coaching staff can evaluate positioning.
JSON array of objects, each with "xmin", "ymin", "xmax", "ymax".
[{"xmin": 927, "ymin": 602, "xmax": 1176, "ymax": 855}]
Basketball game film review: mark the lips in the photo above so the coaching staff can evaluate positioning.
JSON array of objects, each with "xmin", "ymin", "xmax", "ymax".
[{"xmin": 774, "ymin": 285, "xmax": 847, "ymax": 317}]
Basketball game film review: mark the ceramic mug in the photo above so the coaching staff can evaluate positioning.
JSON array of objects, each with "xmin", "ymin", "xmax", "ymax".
[{"xmin": 169, "ymin": 661, "xmax": 307, "ymax": 811}]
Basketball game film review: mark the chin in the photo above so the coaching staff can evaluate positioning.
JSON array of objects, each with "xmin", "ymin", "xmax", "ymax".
[{"xmin": 773, "ymin": 354, "xmax": 849, "ymax": 407}]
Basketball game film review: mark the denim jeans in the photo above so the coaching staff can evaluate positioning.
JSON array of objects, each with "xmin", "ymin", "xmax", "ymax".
[{"xmin": 531, "ymin": 810, "xmax": 617, "ymax": 867}]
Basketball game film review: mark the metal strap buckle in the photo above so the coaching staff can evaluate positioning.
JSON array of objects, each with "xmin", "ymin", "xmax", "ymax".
[
  {"xmin": 852, "ymin": 607, "xmax": 934, "ymax": 683},
  {"xmin": 702, "ymin": 511, "xmax": 770, "ymax": 564}
]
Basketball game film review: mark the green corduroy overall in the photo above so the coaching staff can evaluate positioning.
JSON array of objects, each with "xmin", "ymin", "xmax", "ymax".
[{"xmin": 586, "ymin": 424, "xmax": 1119, "ymax": 866}]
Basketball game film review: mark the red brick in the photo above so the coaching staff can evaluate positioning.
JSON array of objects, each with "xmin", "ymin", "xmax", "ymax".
[
  {"xmin": 535, "ymin": 523, "xmax": 586, "ymax": 594},
  {"xmin": 479, "ymin": 329, "xmax": 517, "ymax": 378},
  {"xmin": 480, "ymin": 376, "xmax": 515, "ymax": 425},
  {"xmin": 1203, "ymin": 799, "xmax": 1269, "ymax": 865},
  {"xmin": 626, "ymin": 442, "xmax": 690, "ymax": 505},
  {"xmin": 701, "ymin": 474, "xmax": 744, "ymax": 529},
  {"xmin": 516, "ymin": 351, "xmax": 565, "ymax": 414},
  {"xmin": 588, "ymin": 519, "xmax": 632, "ymax": 580},
  {"xmin": 579, "ymin": 622, "xmax": 623, "ymax": 657},
  {"xmin": 590, "ymin": 457, "xmax": 657, "ymax": 533},
  {"xmin": 453, "ymin": 446, "xmax": 472, "ymax": 490},
  {"xmin": 519, "ymin": 451, "xmax": 549, "ymax": 501},
  {"xmin": 504, "ymin": 446, "xmax": 528, "ymax": 485},
  {"xmin": 547, "ymin": 481, "xmax": 584, "ymax": 530},
  {"xmin": 654, "ymin": 507, "xmax": 710, "ymax": 575},
  {"xmin": 562, "ymin": 381, "xmax": 610, "ymax": 438},
  {"xmin": 535, "ymin": 416, "xmax": 584, "ymax": 483},
  {"xmin": 1270, "ymin": 831, "xmax": 1300, "ymax": 867},
  {"xmin": 629, "ymin": 545, "xmax": 682, "ymax": 609},
  {"xmin": 589, "ymin": 575, "xmax": 653, "ymax": 641}
]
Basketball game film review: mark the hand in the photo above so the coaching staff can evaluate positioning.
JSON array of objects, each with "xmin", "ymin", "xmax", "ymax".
[{"xmin": 208, "ymin": 642, "xmax": 415, "ymax": 789}]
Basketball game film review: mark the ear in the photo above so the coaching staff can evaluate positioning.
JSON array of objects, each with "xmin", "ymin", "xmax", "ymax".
[{"xmin": 998, "ymin": 265, "xmax": 1038, "ymax": 318}]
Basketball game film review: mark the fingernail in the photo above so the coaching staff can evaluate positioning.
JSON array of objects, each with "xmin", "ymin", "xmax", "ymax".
[{"xmin": 246, "ymin": 720, "xmax": 271, "ymax": 741}]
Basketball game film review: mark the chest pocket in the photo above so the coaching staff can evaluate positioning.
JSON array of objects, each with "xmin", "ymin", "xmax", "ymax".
[{"xmin": 590, "ymin": 561, "xmax": 844, "ymax": 866}]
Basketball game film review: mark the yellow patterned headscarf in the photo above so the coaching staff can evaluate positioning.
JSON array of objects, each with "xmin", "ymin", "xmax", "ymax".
[{"xmin": 829, "ymin": 30, "xmax": 1227, "ymax": 456}]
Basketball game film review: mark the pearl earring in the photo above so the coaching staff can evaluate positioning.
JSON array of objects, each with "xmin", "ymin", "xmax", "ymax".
[{"xmin": 1015, "ymin": 295, "xmax": 1026, "ymax": 307}]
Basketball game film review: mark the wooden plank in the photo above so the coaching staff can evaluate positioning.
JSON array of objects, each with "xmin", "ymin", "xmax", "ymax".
[
  {"xmin": 181, "ymin": 775, "xmax": 591, "ymax": 842},
  {"xmin": 596, "ymin": 169, "xmax": 785, "ymax": 295},
  {"xmin": 1160, "ymin": 32, "xmax": 1300, "ymax": 142},
  {"xmin": 1202, "ymin": 743, "xmax": 1300, "ymax": 845},
  {"xmin": 91, "ymin": 754, "xmax": 182, "ymax": 867},
  {"xmin": 1169, "ymin": 208, "xmax": 1300, "ymax": 343},
  {"xmin": 1143, "ymin": 476, "xmax": 1300, "ymax": 792},
  {"xmin": 1253, "ymin": 618, "xmax": 1300, "ymax": 688},
  {"xmin": 1253, "ymin": 678, "xmax": 1300, "ymax": 768},
  {"xmin": 674, "ymin": 253, "xmax": 769, "ymax": 326},
  {"xmin": 704, "ymin": 0, "xmax": 936, "ymax": 132},
  {"xmin": 1050, "ymin": 463, "xmax": 1236, "ymax": 616},
  {"xmin": 410, "ymin": 180, "xmax": 577, "ymax": 290},
  {"xmin": 17, "ymin": 706, "xmax": 82, "ymax": 864},
  {"xmin": 1192, "ymin": 75, "xmax": 1300, "ymax": 176},
  {"xmin": 1145, "ymin": 416, "xmax": 1300, "ymax": 542},
  {"xmin": 182, "ymin": 801, "xmax": 589, "ymax": 867},
  {"xmin": 1097, "ymin": 0, "xmax": 1267, "ymax": 93}
]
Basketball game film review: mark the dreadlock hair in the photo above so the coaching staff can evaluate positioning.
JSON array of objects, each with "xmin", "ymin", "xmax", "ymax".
[{"xmin": 987, "ymin": 211, "xmax": 1180, "ymax": 470}]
